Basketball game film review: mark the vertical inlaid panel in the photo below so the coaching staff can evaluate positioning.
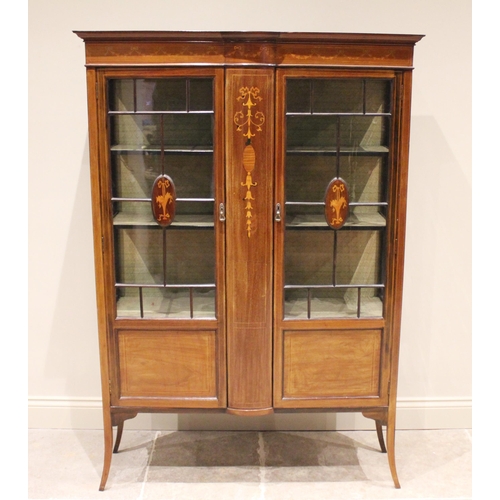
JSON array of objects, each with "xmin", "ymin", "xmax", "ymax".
[{"xmin": 225, "ymin": 69, "xmax": 274, "ymax": 411}]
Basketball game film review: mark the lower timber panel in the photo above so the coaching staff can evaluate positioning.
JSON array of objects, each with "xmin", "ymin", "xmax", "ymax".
[
  {"xmin": 282, "ymin": 329, "xmax": 382, "ymax": 399},
  {"xmin": 117, "ymin": 329, "xmax": 217, "ymax": 399}
]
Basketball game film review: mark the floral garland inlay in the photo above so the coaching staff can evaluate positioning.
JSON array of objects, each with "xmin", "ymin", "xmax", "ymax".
[{"xmin": 234, "ymin": 87, "xmax": 265, "ymax": 237}]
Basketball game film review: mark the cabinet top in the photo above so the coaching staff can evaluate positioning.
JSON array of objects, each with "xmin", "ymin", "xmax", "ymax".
[
  {"xmin": 75, "ymin": 31, "xmax": 424, "ymax": 43},
  {"xmin": 74, "ymin": 31, "xmax": 424, "ymax": 68}
]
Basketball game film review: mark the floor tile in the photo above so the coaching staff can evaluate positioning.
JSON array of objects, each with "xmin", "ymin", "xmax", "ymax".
[
  {"xmin": 28, "ymin": 428, "xmax": 472, "ymax": 499},
  {"xmin": 28, "ymin": 429, "xmax": 155, "ymax": 499},
  {"xmin": 147, "ymin": 431, "xmax": 261, "ymax": 482}
]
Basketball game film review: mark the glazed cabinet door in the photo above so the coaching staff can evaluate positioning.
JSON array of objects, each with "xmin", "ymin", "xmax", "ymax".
[
  {"xmin": 96, "ymin": 69, "xmax": 226, "ymax": 409},
  {"xmin": 273, "ymin": 69, "xmax": 402, "ymax": 409}
]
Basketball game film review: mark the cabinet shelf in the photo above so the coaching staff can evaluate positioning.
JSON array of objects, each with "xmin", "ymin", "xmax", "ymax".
[
  {"xmin": 110, "ymin": 145, "xmax": 213, "ymax": 154},
  {"xmin": 115, "ymin": 286, "xmax": 216, "ymax": 319},
  {"xmin": 113, "ymin": 212, "xmax": 214, "ymax": 228},
  {"xmin": 286, "ymin": 112, "xmax": 391, "ymax": 117},
  {"xmin": 116, "ymin": 294, "xmax": 215, "ymax": 319},
  {"xmin": 286, "ymin": 213, "xmax": 386, "ymax": 229},
  {"xmin": 284, "ymin": 295, "xmax": 383, "ymax": 319},
  {"xmin": 109, "ymin": 110, "xmax": 214, "ymax": 116},
  {"xmin": 286, "ymin": 146, "xmax": 389, "ymax": 155},
  {"xmin": 284, "ymin": 284, "xmax": 384, "ymax": 319}
]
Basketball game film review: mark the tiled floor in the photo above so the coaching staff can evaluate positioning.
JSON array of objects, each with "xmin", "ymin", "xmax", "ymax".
[{"xmin": 28, "ymin": 428, "xmax": 471, "ymax": 499}]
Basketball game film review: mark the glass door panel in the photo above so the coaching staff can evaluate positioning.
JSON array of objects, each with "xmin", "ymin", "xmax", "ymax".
[
  {"xmin": 108, "ymin": 77, "xmax": 217, "ymax": 319},
  {"xmin": 283, "ymin": 77, "xmax": 392, "ymax": 319}
]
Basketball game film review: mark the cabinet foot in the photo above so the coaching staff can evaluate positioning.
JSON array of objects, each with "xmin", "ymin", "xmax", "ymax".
[
  {"xmin": 362, "ymin": 408, "xmax": 387, "ymax": 453},
  {"xmin": 111, "ymin": 411, "xmax": 138, "ymax": 453},
  {"xmin": 99, "ymin": 411, "xmax": 138, "ymax": 490},
  {"xmin": 113, "ymin": 422, "xmax": 124, "ymax": 454},
  {"xmin": 387, "ymin": 410, "xmax": 401, "ymax": 489},
  {"xmin": 362, "ymin": 408, "xmax": 400, "ymax": 488},
  {"xmin": 375, "ymin": 420, "xmax": 387, "ymax": 453},
  {"xmin": 98, "ymin": 417, "xmax": 113, "ymax": 491}
]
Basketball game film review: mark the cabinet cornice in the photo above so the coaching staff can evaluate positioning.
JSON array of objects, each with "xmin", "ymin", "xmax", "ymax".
[{"xmin": 74, "ymin": 31, "xmax": 423, "ymax": 68}]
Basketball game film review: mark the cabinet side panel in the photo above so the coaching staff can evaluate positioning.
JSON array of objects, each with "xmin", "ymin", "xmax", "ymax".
[
  {"xmin": 283, "ymin": 329, "xmax": 382, "ymax": 399},
  {"xmin": 225, "ymin": 69, "xmax": 274, "ymax": 410},
  {"xmin": 386, "ymin": 70, "xmax": 414, "ymax": 411},
  {"xmin": 86, "ymin": 68, "xmax": 113, "ymax": 418}
]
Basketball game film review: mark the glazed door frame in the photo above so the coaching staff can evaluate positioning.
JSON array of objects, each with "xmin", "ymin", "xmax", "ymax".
[
  {"xmin": 94, "ymin": 67, "xmax": 227, "ymax": 409},
  {"xmin": 273, "ymin": 67, "xmax": 406, "ymax": 409}
]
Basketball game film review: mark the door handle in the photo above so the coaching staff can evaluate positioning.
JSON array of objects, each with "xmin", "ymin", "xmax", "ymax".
[
  {"xmin": 219, "ymin": 202, "xmax": 226, "ymax": 222},
  {"xmin": 275, "ymin": 203, "xmax": 282, "ymax": 222}
]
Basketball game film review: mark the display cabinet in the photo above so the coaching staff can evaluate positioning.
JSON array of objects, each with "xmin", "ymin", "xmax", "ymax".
[{"xmin": 75, "ymin": 31, "xmax": 422, "ymax": 490}]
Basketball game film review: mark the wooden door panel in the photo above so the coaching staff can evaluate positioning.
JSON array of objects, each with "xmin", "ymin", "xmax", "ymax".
[
  {"xmin": 282, "ymin": 329, "xmax": 382, "ymax": 400},
  {"xmin": 117, "ymin": 329, "xmax": 217, "ymax": 401}
]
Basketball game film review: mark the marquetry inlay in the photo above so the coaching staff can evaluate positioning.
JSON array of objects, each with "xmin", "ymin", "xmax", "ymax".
[
  {"xmin": 234, "ymin": 86, "xmax": 265, "ymax": 237},
  {"xmin": 151, "ymin": 174, "xmax": 176, "ymax": 226},
  {"xmin": 234, "ymin": 87, "xmax": 265, "ymax": 139},
  {"xmin": 325, "ymin": 178, "xmax": 349, "ymax": 229}
]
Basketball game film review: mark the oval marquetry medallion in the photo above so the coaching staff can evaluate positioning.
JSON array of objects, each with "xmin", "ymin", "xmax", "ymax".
[
  {"xmin": 242, "ymin": 143, "xmax": 256, "ymax": 172},
  {"xmin": 151, "ymin": 174, "xmax": 176, "ymax": 227},
  {"xmin": 324, "ymin": 178, "xmax": 349, "ymax": 229}
]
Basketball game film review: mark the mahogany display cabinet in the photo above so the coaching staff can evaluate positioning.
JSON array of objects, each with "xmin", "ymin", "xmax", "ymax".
[{"xmin": 75, "ymin": 31, "xmax": 423, "ymax": 490}]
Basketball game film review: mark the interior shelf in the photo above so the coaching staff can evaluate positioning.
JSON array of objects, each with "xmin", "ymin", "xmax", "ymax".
[
  {"xmin": 113, "ymin": 212, "xmax": 214, "ymax": 228},
  {"xmin": 286, "ymin": 146, "xmax": 389, "ymax": 155},
  {"xmin": 116, "ymin": 289, "xmax": 216, "ymax": 319},
  {"xmin": 108, "ymin": 110, "xmax": 214, "ymax": 115},
  {"xmin": 284, "ymin": 295, "xmax": 383, "ymax": 319},
  {"xmin": 110, "ymin": 145, "xmax": 214, "ymax": 154},
  {"xmin": 285, "ymin": 212, "xmax": 386, "ymax": 229}
]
